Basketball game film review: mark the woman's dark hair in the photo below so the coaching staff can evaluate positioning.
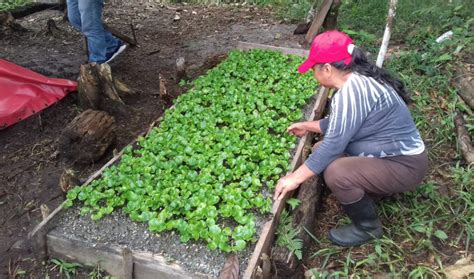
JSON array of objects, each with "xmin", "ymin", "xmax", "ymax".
[{"xmin": 330, "ymin": 47, "xmax": 412, "ymax": 104}]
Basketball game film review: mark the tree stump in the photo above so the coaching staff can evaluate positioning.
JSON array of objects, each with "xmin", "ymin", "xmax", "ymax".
[
  {"xmin": 58, "ymin": 109, "xmax": 116, "ymax": 164},
  {"xmin": 77, "ymin": 64, "xmax": 101, "ymax": 109},
  {"xmin": 77, "ymin": 63, "xmax": 130, "ymax": 114},
  {"xmin": 0, "ymin": 11, "xmax": 27, "ymax": 37}
]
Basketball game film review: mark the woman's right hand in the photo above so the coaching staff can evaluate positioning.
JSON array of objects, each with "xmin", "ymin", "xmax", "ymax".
[{"xmin": 287, "ymin": 122, "xmax": 308, "ymax": 137}]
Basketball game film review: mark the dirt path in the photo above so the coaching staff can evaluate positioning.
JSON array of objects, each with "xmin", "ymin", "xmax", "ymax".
[{"xmin": 0, "ymin": 3, "xmax": 306, "ymax": 276}]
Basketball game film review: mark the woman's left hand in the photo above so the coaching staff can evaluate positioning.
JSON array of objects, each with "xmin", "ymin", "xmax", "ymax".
[{"xmin": 273, "ymin": 175, "xmax": 300, "ymax": 201}]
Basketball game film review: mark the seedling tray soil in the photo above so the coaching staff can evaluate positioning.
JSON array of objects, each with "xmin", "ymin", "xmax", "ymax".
[{"xmin": 30, "ymin": 42, "xmax": 327, "ymax": 278}]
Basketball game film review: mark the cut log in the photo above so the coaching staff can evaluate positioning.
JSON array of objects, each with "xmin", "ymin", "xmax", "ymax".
[
  {"xmin": 58, "ymin": 109, "xmax": 116, "ymax": 164},
  {"xmin": 77, "ymin": 63, "xmax": 128, "ymax": 113},
  {"xmin": 95, "ymin": 63, "xmax": 127, "ymax": 114},
  {"xmin": 0, "ymin": 11, "xmax": 27, "ymax": 36},
  {"xmin": 454, "ymin": 112, "xmax": 474, "ymax": 164},
  {"xmin": 454, "ymin": 66, "xmax": 474, "ymax": 110},
  {"xmin": 77, "ymin": 64, "xmax": 101, "ymax": 109}
]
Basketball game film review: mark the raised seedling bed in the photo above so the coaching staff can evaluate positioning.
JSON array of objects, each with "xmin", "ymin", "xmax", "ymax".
[{"xmin": 29, "ymin": 42, "xmax": 329, "ymax": 278}]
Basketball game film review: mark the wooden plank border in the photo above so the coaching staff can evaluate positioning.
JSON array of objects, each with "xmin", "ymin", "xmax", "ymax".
[
  {"xmin": 47, "ymin": 233, "xmax": 206, "ymax": 279},
  {"xmin": 237, "ymin": 41, "xmax": 309, "ymax": 57},
  {"xmin": 243, "ymin": 86, "xmax": 329, "ymax": 279},
  {"xmin": 238, "ymin": 41, "xmax": 327, "ymax": 278}
]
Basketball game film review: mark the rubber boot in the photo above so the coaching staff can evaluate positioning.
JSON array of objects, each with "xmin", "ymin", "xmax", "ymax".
[{"xmin": 328, "ymin": 193, "xmax": 383, "ymax": 246}]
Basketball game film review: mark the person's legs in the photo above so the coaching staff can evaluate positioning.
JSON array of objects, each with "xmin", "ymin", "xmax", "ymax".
[
  {"xmin": 321, "ymin": 151, "xmax": 428, "ymax": 246},
  {"xmin": 323, "ymin": 152, "xmax": 428, "ymax": 204},
  {"xmin": 78, "ymin": 0, "xmax": 121, "ymax": 63},
  {"xmin": 66, "ymin": 0, "xmax": 81, "ymax": 30}
]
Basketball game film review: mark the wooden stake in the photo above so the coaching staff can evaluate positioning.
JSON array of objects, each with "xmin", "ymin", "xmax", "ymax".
[
  {"xmin": 376, "ymin": 0, "xmax": 398, "ymax": 67},
  {"xmin": 305, "ymin": 0, "xmax": 333, "ymax": 43}
]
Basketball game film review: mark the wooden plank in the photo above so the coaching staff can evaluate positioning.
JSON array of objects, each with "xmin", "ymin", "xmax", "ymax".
[
  {"xmin": 305, "ymin": 0, "xmax": 333, "ymax": 43},
  {"xmin": 47, "ymin": 233, "xmax": 207, "ymax": 279},
  {"xmin": 244, "ymin": 87, "xmax": 330, "ymax": 279},
  {"xmin": 47, "ymin": 233, "xmax": 125, "ymax": 278},
  {"xmin": 237, "ymin": 41, "xmax": 309, "ymax": 57}
]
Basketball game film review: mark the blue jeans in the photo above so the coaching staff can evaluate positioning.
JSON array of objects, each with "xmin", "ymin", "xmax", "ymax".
[{"xmin": 67, "ymin": 0, "xmax": 121, "ymax": 63}]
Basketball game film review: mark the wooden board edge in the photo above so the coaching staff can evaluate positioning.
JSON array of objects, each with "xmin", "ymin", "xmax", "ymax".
[
  {"xmin": 237, "ymin": 41, "xmax": 309, "ymax": 57},
  {"xmin": 47, "ymin": 233, "xmax": 208, "ymax": 279},
  {"xmin": 244, "ymin": 86, "xmax": 330, "ymax": 278}
]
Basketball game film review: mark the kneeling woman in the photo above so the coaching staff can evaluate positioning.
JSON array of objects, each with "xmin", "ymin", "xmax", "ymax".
[{"xmin": 273, "ymin": 31, "xmax": 428, "ymax": 247}]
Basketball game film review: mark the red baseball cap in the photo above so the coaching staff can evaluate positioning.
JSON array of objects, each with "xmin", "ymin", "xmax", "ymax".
[{"xmin": 298, "ymin": 30, "xmax": 354, "ymax": 73}]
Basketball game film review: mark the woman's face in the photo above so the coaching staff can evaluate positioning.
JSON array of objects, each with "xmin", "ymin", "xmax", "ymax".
[{"xmin": 312, "ymin": 63, "xmax": 333, "ymax": 87}]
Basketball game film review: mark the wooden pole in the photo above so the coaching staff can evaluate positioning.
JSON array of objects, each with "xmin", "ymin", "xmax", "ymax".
[
  {"xmin": 305, "ymin": 0, "xmax": 333, "ymax": 44},
  {"xmin": 376, "ymin": 0, "xmax": 398, "ymax": 68}
]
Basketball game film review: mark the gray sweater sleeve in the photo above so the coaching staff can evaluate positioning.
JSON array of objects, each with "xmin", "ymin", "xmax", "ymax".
[
  {"xmin": 304, "ymin": 80, "xmax": 369, "ymax": 174},
  {"xmin": 319, "ymin": 118, "xmax": 330, "ymax": 134}
]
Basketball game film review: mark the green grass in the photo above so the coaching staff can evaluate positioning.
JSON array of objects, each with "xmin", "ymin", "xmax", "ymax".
[{"xmin": 0, "ymin": 0, "xmax": 31, "ymax": 12}]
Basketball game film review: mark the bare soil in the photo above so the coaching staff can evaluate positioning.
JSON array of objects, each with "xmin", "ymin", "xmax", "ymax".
[{"xmin": 0, "ymin": 3, "xmax": 306, "ymax": 277}]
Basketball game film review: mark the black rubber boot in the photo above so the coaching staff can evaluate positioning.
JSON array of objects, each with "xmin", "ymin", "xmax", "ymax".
[{"xmin": 328, "ymin": 194, "xmax": 383, "ymax": 247}]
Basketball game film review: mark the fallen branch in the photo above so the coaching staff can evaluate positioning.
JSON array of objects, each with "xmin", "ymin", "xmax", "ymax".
[
  {"xmin": 103, "ymin": 22, "xmax": 137, "ymax": 47},
  {"xmin": 454, "ymin": 112, "xmax": 474, "ymax": 164},
  {"xmin": 454, "ymin": 66, "xmax": 474, "ymax": 110}
]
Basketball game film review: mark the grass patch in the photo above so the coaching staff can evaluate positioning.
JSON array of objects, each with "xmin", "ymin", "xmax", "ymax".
[{"xmin": 0, "ymin": 0, "xmax": 31, "ymax": 12}]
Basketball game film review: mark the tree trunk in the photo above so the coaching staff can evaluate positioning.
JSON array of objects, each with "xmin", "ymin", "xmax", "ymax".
[{"xmin": 58, "ymin": 109, "xmax": 116, "ymax": 164}]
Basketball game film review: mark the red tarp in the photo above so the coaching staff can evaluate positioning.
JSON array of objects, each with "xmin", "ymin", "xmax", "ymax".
[{"xmin": 0, "ymin": 59, "xmax": 77, "ymax": 129}]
